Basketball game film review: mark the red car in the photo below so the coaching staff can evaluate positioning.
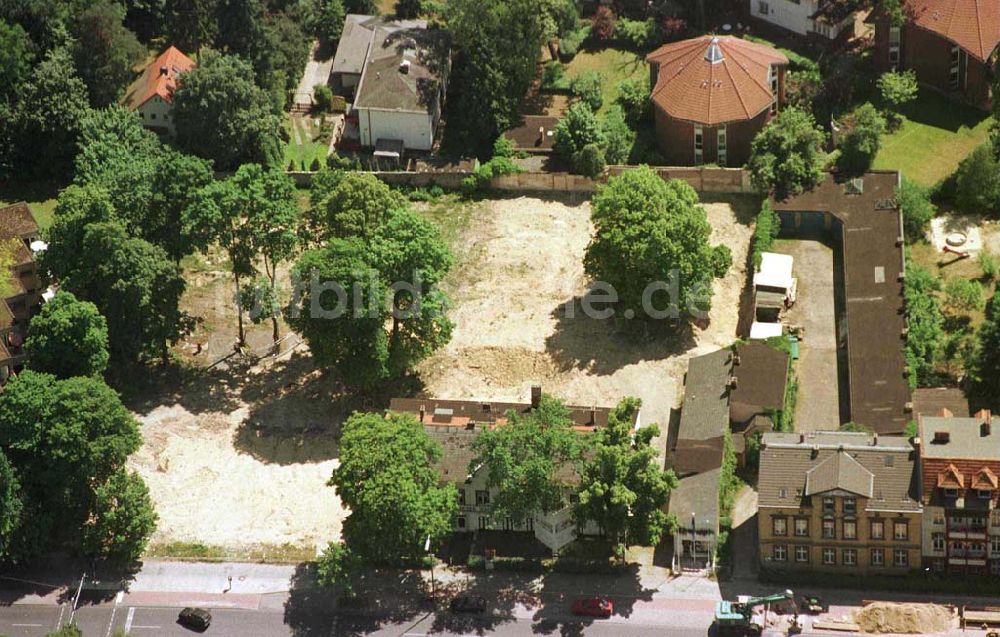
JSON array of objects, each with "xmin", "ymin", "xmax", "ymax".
[{"xmin": 572, "ymin": 596, "xmax": 614, "ymax": 618}]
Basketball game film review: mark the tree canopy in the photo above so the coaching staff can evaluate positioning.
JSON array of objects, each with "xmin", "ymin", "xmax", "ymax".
[
  {"xmin": 25, "ymin": 291, "xmax": 110, "ymax": 379},
  {"xmin": 330, "ymin": 411, "xmax": 457, "ymax": 563},
  {"xmin": 70, "ymin": 1, "xmax": 145, "ymax": 108},
  {"xmin": 973, "ymin": 293, "xmax": 1000, "ymax": 408},
  {"xmin": 748, "ymin": 107, "xmax": 826, "ymax": 199},
  {"xmin": 904, "ymin": 264, "xmax": 944, "ymax": 389},
  {"xmin": 899, "ymin": 177, "xmax": 934, "ymax": 242},
  {"xmin": 837, "ymin": 103, "xmax": 886, "ymax": 175},
  {"xmin": 584, "ymin": 167, "xmax": 732, "ymax": 322}
]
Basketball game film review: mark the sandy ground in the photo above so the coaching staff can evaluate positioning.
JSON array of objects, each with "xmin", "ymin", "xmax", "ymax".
[
  {"xmin": 417, "ymin": 195, "xmax": 753, "ymax": 429},
  {"xmin": 131, "ymin": 194, "xmax": 753, "ymax": 553}
]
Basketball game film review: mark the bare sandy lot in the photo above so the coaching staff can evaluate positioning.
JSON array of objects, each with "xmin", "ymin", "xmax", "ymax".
[
  {"xmin": 417, "ymin": 194, "xmax": 754, "ymax": 427},
  {"xmin": 130, "ymin": 192, "xmax": 754, "ymax": 554}
]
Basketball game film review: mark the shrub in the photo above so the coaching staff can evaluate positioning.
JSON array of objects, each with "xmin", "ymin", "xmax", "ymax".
[
  {"xmin": 944, "ymin": 277, "xmax": 985, "ymax": 314},
  {"xmin": 492, "ymin": 135, "xmax": 515, "ymax": 159},
  {"xmin": 658, "ymin": 15, "xmax": 688, "ymax": 40},
  {"xmin": 601, "ymin": 105, "xmax": 634, "ymax": 165},
  {"xmin": 955, "ymin": 143, "xmax": 1000, "ymax": 215},
  {"xmin": 542, "ymin": 61, "xmax": 568, "ymax": 89},
  {"xmin": 591, "ymin": 6, "xmax": 617, "ymax": 41},
  {"xmin": 615, "ymin": 77, "xmax": 650, "ymax": 126},
  {"xmin": 614, "ymin": 18, "xmax": 656, "ymax": 49},
  {"xmin": 573, "ymin": 142, "xmax": 607, "ymax": 178},
  {"xmin": 877, "ymin": 70, "xmax": 918, "ymax": 125},
  {"xmin": 460, "ymin": 154, "xmax": 523, "ymax": 196},
  {"xmin": 898, "ymin": 177, "xmax": 935, "ymax": 243},
  {"xmin": 980, "ymin": 250, "xmax": 999, "ymax": 282},
  {"xmin": 313, "ymin": 84, "xmax": 333, "ymax": 112},
  {"xmin": 288, "ymin": 159, "xmax": 296, "ymax": 171},
  {"xmin": 751, "ymin": 200, "xmax": 781, "ymax": 268},
  {"xmin": 837, "ymin": 103, "xmax": 886, "ymax": 175},
  {"xmin": 559, "ymin": 25, "xmax": 591, "ymax": 62},
  {"xmin": 570, "ymin": 72, "xmax": 603, "ymax": 111},
  {"xmin": 748, "ymin": 107, "xmax": 825, "ymax": 198},
  {"xmin": 554, "ymin": 102, "xmax": 607, "ymax": 175}
]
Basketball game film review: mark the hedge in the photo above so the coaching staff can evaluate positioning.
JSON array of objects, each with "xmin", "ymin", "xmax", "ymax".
[
  {"xmin": 465, "ymin": 554, "xmax": 628, "ymax": 575},
  {"xmin": 751, "ymin": 200, "xmax": 781, "ymax": 268}
]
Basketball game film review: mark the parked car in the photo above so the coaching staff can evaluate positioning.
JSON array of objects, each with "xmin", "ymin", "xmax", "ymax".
[
  {"xmin": 450, "ymin": 595, "xmax": 487, "ymax": 614},
  {"xmin": 796, "ymin": 594, "xmax": 828, "ymax": 614},
  {"xmin": 178, "ymin": 607, "xmax": 212, "ymax": 631},
  {"xmin": 571, "ymin": 596, "xmax": 613, "ymax": 618}
]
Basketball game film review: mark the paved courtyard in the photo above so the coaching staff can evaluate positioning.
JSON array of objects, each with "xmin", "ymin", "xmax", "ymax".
[{"xmin": 775, "ymin": 238, "xmax": 841, "ymax": 431}]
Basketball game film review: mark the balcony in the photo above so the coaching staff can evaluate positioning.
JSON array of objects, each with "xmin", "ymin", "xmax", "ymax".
[
  {"xmin": 533, "ymin": 506, "xmax": 577, "ymax": 553},
  {"xmin": 948, "ymin": 526, "xmax": 988, "ymax": 539}
]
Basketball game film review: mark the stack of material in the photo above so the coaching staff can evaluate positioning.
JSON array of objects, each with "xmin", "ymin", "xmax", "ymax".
[{"xmin": 854, "ymin": 602, "xmax": 955, "ymax": 634}]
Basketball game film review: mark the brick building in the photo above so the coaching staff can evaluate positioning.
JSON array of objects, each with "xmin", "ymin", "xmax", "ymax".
[
  {"xmin": 646, "ymin": 36, "xmax": 787, "ymax": 167},
  {"xmin": 917, "ymin": 410, "xmax": 1000, "ymax": 575},
  {"xmin": 758, "ymin": 431, "xmax": 922, "ymax": 575},
  {"xmin": 0, "ymin": 203, "xmax": 43, "ymax": 381},
  {"xmin": 123, "ymin": 46, "xmax": 195, "ymax": 135},
  {"xmin": 872, "ymin": 0, "xmax": 1000, "ymax": 109}
]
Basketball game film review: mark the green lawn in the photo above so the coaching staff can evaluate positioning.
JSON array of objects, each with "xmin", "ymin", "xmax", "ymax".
[
  {"xmin": 563, "ymin": 47, "xmax": 648, "ymax": 116},
  {"xmin": 0, "ymin": 181, "xmax": 60, "ymax": 231},
  {"xmin": 873, "ymin": 89, "xmax": 991, "ymax": 187},
  {"xmin": 283, "ymin": 115, "xmax": 330, "ymax": 171}
]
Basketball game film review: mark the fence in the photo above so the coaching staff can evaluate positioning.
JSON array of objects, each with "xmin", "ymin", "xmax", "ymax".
[{"xmin": 288, "ymin": 165, "xmax": 753, "ymax": 195}]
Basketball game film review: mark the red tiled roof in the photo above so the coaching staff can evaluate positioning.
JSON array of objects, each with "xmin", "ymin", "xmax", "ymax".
[
  {"xmin": 647, "ymin": 35, "xmax": 787, "ymax": 126},
  {"xmin": 906, "ymin": 0, "xmax": 1000, "ymax": 61},
  {"xmin": 124, "ymin": 46, "xmax": 195, "ymax": 111}
]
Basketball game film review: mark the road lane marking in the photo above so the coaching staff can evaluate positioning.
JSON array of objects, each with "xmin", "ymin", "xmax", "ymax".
[
  {"xmin": 124, "ymin": 607, "xmax": 136, "ymax": 632},
  {"xmin": 130, "ymin": 625, "xmax": 161, "ymax": 629},
  {"xmin": 56, "ymin": 604, "xmax": 66, "ymax": 629},
  {"xmin": 115, "ymin": 591, "xmax": 124, "ymax": 604},
  {"xmin": 106, "ymin": 604, "xmax": 119, "ymax": 637},
  {"xmin": 12, "ymin": 623, "xmax": 43, "ymax": 627}
]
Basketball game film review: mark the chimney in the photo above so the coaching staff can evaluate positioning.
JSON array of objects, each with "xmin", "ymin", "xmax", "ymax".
[
  {"xmin": 937, "ymin": 407, "xmax": 953, "ymax": 417},
  {"xmin": 590, "ymin": 405, "xmax": 597, "ymax": 426},
  {"xmin": 799, "ymin": 433, "xmax": 805, "ymax": 443},
  {"xmin": 933, "ymin": 431, "xmax": 950, "ymax": 444},
  {"xmin": 538, "ymin": 125, "xmax": 545, "ymax": 144},
  {"xmin": 729, "ymin": 375, "xmax": 739, "ymax": 389},
  {"xmin": 531, "ymin": 385, "xmax": 542, "ymax": 409},
  {"xmin": 977, "ymin": 408, "xmax": 992, "ymax": 436},
  {"xmin": 159, "ymin": 65, "xmax": 168, "ymax": 76},
  {"xmin": 399, "ymin": 59, "xmax": 411, "ymax": 74},
  {"xmin": 975, "ymin": 408, "xmax": 992, "ymax": 422},
  {"xmin": 872, "ymin": 433, "xmax": 878, "ymax": 446},
  {"xmin": 811, "ymin": 445, "xmax": 819, "ymax": 459},
  {"xmin": 733, "ymin": 352, "xmax": 741, "ymax": 366},
  {"xmin": 418, "ymin": 404, "xmax": 426, "ymax": 423}
]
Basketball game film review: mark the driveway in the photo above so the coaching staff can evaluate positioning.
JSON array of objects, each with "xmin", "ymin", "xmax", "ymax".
[{"xmin": 775, "ymin": 238, "xmax": 841, "ymax": 431}]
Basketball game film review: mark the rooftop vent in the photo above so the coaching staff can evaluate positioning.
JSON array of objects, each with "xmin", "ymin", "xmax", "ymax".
[
  {"xmin": 399, "ymin": 59, "xmax": 411, "ymax": 74},
  {"xmin": 729, "ymin": 375, "xmax": 739, "ymax": 389},
  {"xmin": 846, "ymin": 177, "xmax": 864, "ymax": 195},
  {"xmin": 705, "ymin": 37, "xmax": 724, "ymax": 64},
  {"xmin": 933, "ymin": 431, "xmax": 950, "ymax": 444}
]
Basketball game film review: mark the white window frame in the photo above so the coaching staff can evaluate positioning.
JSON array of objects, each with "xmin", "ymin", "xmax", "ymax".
[
  {"xmin": 871, "ymin": 520, "xmax": 884, "ymax": 540},
  {"xmin": 933, "ymin": 533, "xmax": 945, "ymax": 552},
  {"xmin": 894, "ymin": 549, "xmax": 908, "ymax": 567},
  {"xmin": 794, "ymin": 518, "xmax": 809, "ymax": 537},
  {"xmin": 843, "ymin": 548, "xmax": 857, "ymax": 566},
  {"xmin": 893, "ymin": 521, "xmax": 908, "ymax": 541},
  {"xmin": 768, "ymin": 66, "xmax": 778, "ymax": 113},
  {"xmin": 950, "ymin": 45, "xmax": 961, "ymax": 90},
  {"xmin": 991, "ymin": 536, "xmax": 1000, "ymax": 555},
  {"xmin": 843, "ymin": 497, "xmax": 857, "ymax": 515},
  {"xmin": 822, "ymin": 518, "xmax": 836, "ymax": 539},
  {"xmin": 773, "ymin": 517, "xmax": 787, "ymax": 536},
  {"xmin": 795, "ymin": 546, "xmax": 809, "ymax": 562},
  {"xmin": 758, "ymin": 0, "xmax": 770, "ymax": 14},
  {"xmin": 844, "ymin": 520, "xmax": 857, "ymax": 540},
  {"xmin": 822, "ymin": 548, "xmax": 835, "ymax": 565},
  {"xmin": 774, "ymin": 544, "xmax": 787, "ymax": 561},
  {"xmin": 888, "ymin": 26, "xmax": 900, "ymax": 68},
  {"xmin": 717, "ymin": 126, "xmax": 727, "ymax": 166},
  {"xmin": 871, "ymin": 548, "xmax": 884, "ymax": 566},
  {"xmin": 694, "ymin": 126, "xmax": 704, "ymax": 164}
]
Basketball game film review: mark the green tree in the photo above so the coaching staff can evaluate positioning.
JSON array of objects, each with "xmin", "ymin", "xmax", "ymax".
[
  {"xmin": 315, "ymin": 542, "xmax": 364, "ymax": 595},
  {"xmin": 470, "ymin": 395, "xmax": 581, "ymax": 523},
  {"xmin": 303, "ymin": 0, "xmax": 346, "ymax": 45},
  {"xmin": 307, "ymin": 172, "xmax": 408, "ymax": 241},
  {"xmin": 837, "ymin": 103, "xmax": 886, "ymax": 175},
  {"xmin": 748, "ymin": 107, "xmax": 825, "ymax": 199},
  {"xmin": 41, "ymin": 185, "xmax": 118, "ymax": 286},
  {"xmin": 574, "ymin": 397, "xmax": 677, "ymax": 546},
  {"xmin": 25, "ymin": 291, "xmax": 110, "ymax": 379},
  {"xmin": 601, "ymin": 105, "xmax": 634, "ymax": 166},
  {"xmin": 955, "ymin": 144, "xmax": 1000, "ymax": 215},
  {"xmin": 877, "ymin": 70, "xmax": 918, "ymax": 125},
  {"xmin": 330, "ymin": 412, "xmax": 457, "ymax": 563},
  {"xmin": 71, "ymin": 1, "xmax": 145, "ymax": 107},
  {"xmin": 395, "ymin": 0, "xmax": 422, "ymax": 18},
  {"xmin": 0, "ymin": 451, "xmax": 24, "ymax": 562},
  {"xmin": 45, "ymin": 217, "xmax": 186, "ymax": 365},
  {"xmin": 899, "ymin": 177, "xmax": 934, "ymax": 243},
  {"xmin": 446, "ymin": 0, "xmax": 546, "ymax": 156},
  {"xmin": 904, "ymin": 264, "xmax": 944, "ymax": 388},
  {"xmin": 0, "ymin": 21, "xmax": 32, "ymax": 101},
  {"xmin": 81, "ymin": 468, "xmax": 157, "ymax": 563},
  {"xmin": 615, "ymin": 77, "xmax": 650, "ymax": 126},
  {"xmin": 973, "ymin": 293, "xmax": 1000, "ymax": 407},
  {"xmin": 574, "ymin": 143, "xmax": 607, "ymax": 179},
  {"xmin": 172, "ymin": 50, "xmax": 284, "ymax": 170},
  {"xmin": 584, "ymin": 167, "xmax": 732, "ymax": 322},
  {"xmin": 165, "ymin": 0, "xmax": 218, "ymax": 53},
  {"xmin": 149, "ymin": 149, "xmax": 216, "ymax": 261},
  {"xmin": 570, "ymin": 72, "xmax": 603, "ymax": 112},
  {"xmin": 554, "ymin": 102, "xmax": 607, "ymax": 175},
  {"xmin": 345, "ymin": 0, "xmax": 379, "ymax": 13},
  {"xmin": 944, "ymin": 277, "xmax": 985, "ymax": 314}
]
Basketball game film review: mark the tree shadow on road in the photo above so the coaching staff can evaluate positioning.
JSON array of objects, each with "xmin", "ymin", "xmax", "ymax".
[{"xmin": 529, "ymin": 563, "xmax": 654, "ymax": 634}]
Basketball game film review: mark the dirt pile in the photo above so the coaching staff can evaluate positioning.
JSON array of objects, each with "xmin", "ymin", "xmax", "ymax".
[{"xmin": 854, "ymin": 602, "xmax": 954, "ymax": 634}]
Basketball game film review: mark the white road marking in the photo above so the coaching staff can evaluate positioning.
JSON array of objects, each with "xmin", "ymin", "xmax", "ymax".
[
  {"xmin": 12, "ymin": 623, "xmax": 43, "ymax": 627},
  {"xmin": 56, "ymin": 604, "xmax": 66, "ymax": 629},
  {"xmin": 129, "ymin": 625, "xmax": 161, "ymax": 630},
  {"xmin": 124, "ymin": 607, "xmax": 136, "ymax": 632},
  {"xmin": 115, "ymin": 591, "xmax": 124, "ymax": 604},
  {"xmin": 105, "ymin": 605, "xmax": 118, "ymax": 637}
]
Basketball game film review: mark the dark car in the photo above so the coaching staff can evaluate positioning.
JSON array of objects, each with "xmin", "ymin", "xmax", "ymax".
[
  {"xmin": 571, "ymin": 596, "xmax": 613, "ymax": 618},
  {"xmin": 796, "ymin": 594, "xmax": 828, "ymax": 614},
  {"xmin": 178, "ymin": 607, "xmax": 212, "ymax": 631},
  {"xmin": 450, "ymin": 595, "xmax": 487, "ymax": 613}
]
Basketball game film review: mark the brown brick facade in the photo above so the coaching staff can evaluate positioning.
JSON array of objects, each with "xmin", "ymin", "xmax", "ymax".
[
  {"xmin": 759, "ymin": 494, "xmax": 921, "ymax": 575},
  {"xmin": 873, "ymin": 13, "xmax": 992, "ymax": 109},
  {"xmin": 653, "ymin": 108, "xmax": 774, "ymax": 167}
]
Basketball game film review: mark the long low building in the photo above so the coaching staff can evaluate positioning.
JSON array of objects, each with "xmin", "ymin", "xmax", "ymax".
[{"xmin": 772, "ymin": 171, "xmax": 910, "ymax": 433}]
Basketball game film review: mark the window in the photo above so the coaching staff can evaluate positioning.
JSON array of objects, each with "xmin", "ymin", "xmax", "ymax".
[
  {"xmin": 822, "ymin": 519, "xmax": 835, "ymax": 539},
  {"xmin": 844, "ymin": 520, "xmax": 857, "ymax": 540},
  {"xmin": 774, "ymin": 544, "xmax": 787, "ymax": 561},
  {"xmin": 871, "ymin": 548, "xmax": 884, "ymax": 566},
  {"xmin": 150, "ymin": 113, "xmax": 157, "ymax": 120},
  {"xmin": 457, "ymin": 516, "xmax": 466, "ymax": 529},
  {"xmin": 458, "ymin": 489, "xmax": 466, "ymax": 506},
  {"xmin": 778, "ymin": 487, "xmax": 788, "ymax": 499},
  {"xmin": 823, "ymin": 548, "xmax": 835, "ymax": 565},
  {"xmin": 991, "ymin": 536, "xmax": 1000, "ymax": 555},
  {"xmin": 933, "ymin": 533, "xmax": 945, "ymax": 552},
  {"xmin": 894, "ymin": 549, "xmax": 909, "ymax": 567},
  {"xmin": 139, "ymin": 112, "xmax": 145, "ymax": 119},
  {"xmin": 888, "ymin": 26, "xmax": 900, "ymax": 68},
  {"xmin": 944, "ymin": 488, "xmax": 958, "ymax": 498},
  {"xmin": 773, "ymin": 517, "xmax": 787, "ymax": 536},
  {"xmin": 950, "ymin": 45, "xmax": 961, "ymax": 89},
  {"xmin": 717, "ymin": 127, "xmax": 728, "ymax": 166},
  {"xmin": 795, "ymin": 546, "xmax": 809, "ymax": 562},
  {"xmin": 980, "ymin": 489, "xmax": 993, "ymax": 500},
  {"xmin": 871, "ymin": 520, "xmax": 885, "ymax": 540},
  {"xmin": 757, "ymin": 0, "xmax": 769, "ymax": 14},
  {"xmin": 843, "ymin": 549, "xmax": 857, "ymax": 566},
  {"xmin": 478, "ymin": 516, "xmax": 490, "ymax": 529},
  {"xmin": 694, "ymin": 126, "xmax": 703, "ymax": 164},
  {"xmin": 475, "ymin": 490, "xmax": 490, "ymax": 506},
  {"xmin": 794, "ymin": 518, "xmax": 809, "ymax": 537},
  {"xmin": 893, "ymin": 521, "xmax": 908, "ymax": 541},
  {"xmin": 813, "ymin": 20, "xmax": 832, "ymax": 38},
  {"xmin": 843, "ymin": 497, "xmax": 857, "ymax": 515},
  {"xmin": 822, "ymin": 497, "xmax": 835, "ymax": 514},
  {"xmin": 933, "ymin": 512, "xmax": 945, "ymax": 525},
  {"xmin": 992, "ymin": 560, "xmax": 1000, "ymax": 576},
  {"xmin": 768, "ymin": 66, "xmax": 778, "ymax": 113}
]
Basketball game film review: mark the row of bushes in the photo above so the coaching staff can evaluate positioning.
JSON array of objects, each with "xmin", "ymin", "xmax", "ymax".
[
  {"xmin": 466, "ymin": 554, "xmax": 628, "ymax": 575},
  {"xmin": 751, "ymin": 200, "xmax": 781, "ymax": 268}
]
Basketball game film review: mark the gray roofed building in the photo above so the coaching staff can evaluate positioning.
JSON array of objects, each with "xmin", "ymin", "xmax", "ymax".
[
  {"xmin": 677, "ymin": 349, "xmax": 732, "ymax": 442},
  {"xmin": 919, "ymin": 414, "xmax": 1000, "ymax": 461},
  {"xmin": 758, "ymin": 431, "xmax": 920, "ymax": 513},
  {"xmin": 332, "ymin": 14, "xmax": 383, "ymax": 78}
]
